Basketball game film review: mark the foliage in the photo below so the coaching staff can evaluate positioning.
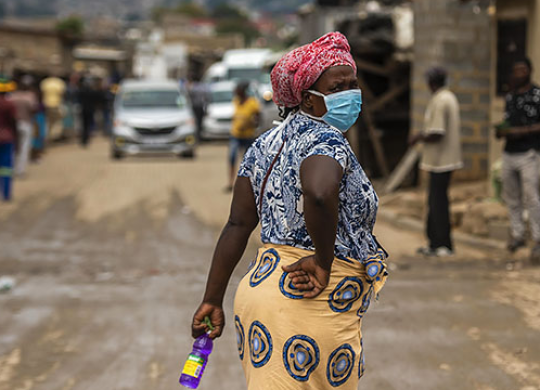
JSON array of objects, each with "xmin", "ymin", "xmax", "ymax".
[
  {"xmin": 175, "ymin": 1, "xmax": 207, "ymax": 18},
  {"xmin": 152, "ymin": 1, "xmax": 207, "ymax": 22},
  {"xmin": 216, "ymin": 19, "xmax": 260, "ymax": 45},
  {"xmin": 210, "ymin": 3, "xmax": 246, "ymax": 19},
  {"xmin": 55, "ymin": 16, "xmax": 84, "ymax": 38}
]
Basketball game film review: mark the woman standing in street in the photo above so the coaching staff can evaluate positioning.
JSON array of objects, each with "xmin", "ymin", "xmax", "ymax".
[
  {"xmin": 191, "ymin": 32, "xmax": 388, "ymax": 390},
  {"xmin": 226, "ymin": 81, "xmax": 260, "ymax": 192}
]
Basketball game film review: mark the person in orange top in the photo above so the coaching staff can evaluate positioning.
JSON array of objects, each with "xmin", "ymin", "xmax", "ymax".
[{"xmin": 227, "ymin": 81, "xmax": 260, "ymax": 191}]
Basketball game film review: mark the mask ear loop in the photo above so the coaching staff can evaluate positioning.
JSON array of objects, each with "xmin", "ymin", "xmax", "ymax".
[{"xmin": 304, "ymin": 90, "xmax": 328, "ymax": 120}]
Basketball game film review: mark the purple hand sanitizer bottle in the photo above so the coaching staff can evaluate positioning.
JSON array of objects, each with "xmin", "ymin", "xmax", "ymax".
[{"xmin": 180, "ymin": 318, "xmax": 214, "ymax": 388}]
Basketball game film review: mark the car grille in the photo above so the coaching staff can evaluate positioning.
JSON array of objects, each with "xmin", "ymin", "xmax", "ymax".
[{"xmin": 134, "ymin": 126, "xmax": 177, "ymax": 135}]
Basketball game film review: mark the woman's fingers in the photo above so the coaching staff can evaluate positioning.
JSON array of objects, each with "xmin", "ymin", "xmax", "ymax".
[
  {"xmin": 192, "ymin": 323, "xmax": 207, "ymax": 338},
  {"xmin": 289, "ymin": 270, "xmax": 308, "ymax": 278},
  {"xmin": 208, "ymin": 325, "xmax": 223, "ymax": 340},
  {"xmin": 294, "ymin": 281, "xmax": 314, "ymax": 291},
  {"xmin": 303, "ymin": 287, "xmax": 323, "ymax": 299},
  {"xmin": 282, "ymin": 261, "xmax": 301, "ymax": 273},
  {"xmin": 290, "ymin": 274, "xmax": 310, "ymax": 284}
]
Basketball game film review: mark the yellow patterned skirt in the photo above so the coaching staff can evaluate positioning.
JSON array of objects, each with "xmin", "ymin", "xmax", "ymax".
[{"xmin": 233, "ymin": 244, "xmax": 388, "ymax": 389}]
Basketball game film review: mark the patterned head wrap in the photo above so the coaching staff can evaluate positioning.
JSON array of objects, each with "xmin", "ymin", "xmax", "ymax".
[{"xmin": 271, "ymin": 32, "xmax": 356, "ymax": 108}]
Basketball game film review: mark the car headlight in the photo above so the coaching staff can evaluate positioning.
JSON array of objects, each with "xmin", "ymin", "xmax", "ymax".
[
  {"xmin": 262, "ymin": 90, "xmax": 273, "ymax": 102},
  {"xmin": 182, "ymin": 118, "xmax": 195, "ymax": 127}
]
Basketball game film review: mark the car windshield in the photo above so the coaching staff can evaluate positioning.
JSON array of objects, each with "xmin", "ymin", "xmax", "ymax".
[
  {"xmin": 260, "ymin": 72, "xmax": 271, "ymax": 84},
  {"xmin": 121, "ymin": 90, "xmax": 186, "ymax": 108},
  {"xmin": 211, "ymin": 89, "xmax": 234, "ymax": 103},
  {"xmin": 228, "ymin": 68, "xmax": 261, "ymax": 81}
]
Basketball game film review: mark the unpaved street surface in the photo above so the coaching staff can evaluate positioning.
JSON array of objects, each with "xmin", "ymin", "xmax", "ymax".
[{"xmin": 1, "ymin": 139, "xmax": 539, "ymax": 390}]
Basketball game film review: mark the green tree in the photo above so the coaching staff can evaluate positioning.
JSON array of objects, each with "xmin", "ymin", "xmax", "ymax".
[
  {"xmin": 55, "ymin": 16, "xmax": 84, "ymax": 38},
  {"xmin": 210, "ymin": 3, "xmax": 246, "ymax": 20},
  {"xmin": 175, "ymin": 2, "xmax": 207, "ymax": 18},
  {"xmin": 216, "ymin": 19, "xmax": 261, "ymax": 45}
]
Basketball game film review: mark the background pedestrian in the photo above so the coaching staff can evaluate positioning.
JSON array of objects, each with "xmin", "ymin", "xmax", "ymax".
[
  {"xmin": 9, "ymin": 75, "xmax": 37, "ymax": 177},
  {"xmin": 0, "ymin": 77, "xmax": 18, "ymax": 201},
  {"xmin": 226, "ymin": 80, "xmax": 260, "ymax": 191},
  {"xmin": 410, "ymin": 66, "xmax": 462, "ymax": 257},
  {"xmin": 496, "ymin": 57, "xmax": 540, "ymax": 264},
  {"xmin": 40, "ymin": 73, "xmax": 66, "ymax": 142}
]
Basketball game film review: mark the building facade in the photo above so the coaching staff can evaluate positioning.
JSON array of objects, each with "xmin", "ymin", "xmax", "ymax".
[{"xmin": 412, "ymin": 0, "xmax": 540, "ymax": 181}]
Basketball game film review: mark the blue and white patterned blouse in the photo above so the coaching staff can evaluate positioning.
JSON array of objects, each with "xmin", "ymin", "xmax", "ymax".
[{"xmin": 238, "ymin": 112, "xmax": 380, "ymax": 262}]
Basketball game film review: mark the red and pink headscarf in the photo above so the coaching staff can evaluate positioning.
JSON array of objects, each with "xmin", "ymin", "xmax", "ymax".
[{"xmin": 271, "ymin": 32, "xmax": 357, "ymax": 108}]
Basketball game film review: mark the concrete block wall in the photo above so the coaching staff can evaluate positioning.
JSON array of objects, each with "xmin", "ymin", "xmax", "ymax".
[{"xmin": 411, "ymin": 0, "xmax": 493, "ymax": 180}]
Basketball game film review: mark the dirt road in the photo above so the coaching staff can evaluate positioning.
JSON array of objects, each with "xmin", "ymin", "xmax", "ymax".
[{"xmin": 1, "ymin": 139, "xmax": 539, "ymax": 390}]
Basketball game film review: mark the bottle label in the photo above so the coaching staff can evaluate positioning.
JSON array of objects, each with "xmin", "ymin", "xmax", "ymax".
[{"xmin": 182, "ymin": 354, "xmax": 204, "ymax": 378}]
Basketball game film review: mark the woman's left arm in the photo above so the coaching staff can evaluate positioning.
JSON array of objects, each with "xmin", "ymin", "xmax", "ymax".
[
  {"xmin": 192, "ymin": 176, "xmax": 259, "ymax": 339},
  {"xmin": 282, "ymin": 155, "xmax": 343, "ymax": 298}
]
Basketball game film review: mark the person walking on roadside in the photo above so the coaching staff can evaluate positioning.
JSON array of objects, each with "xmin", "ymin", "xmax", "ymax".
[
  {"xmin": 410, "ymin": 67, "xmax": 462, "ymax": 257},
  {"xmin": 226, "ymin": 81, "xmax": 260, "ymax": 192},
  {"xmin": 191, "ymin": 32, "xmax": 388, "ymax": 390},
  {"xmin": 78, "ymin": 76, "xmax": 102, "ymax": 147},
  {"xmin": 40, "ymin": 74, "xmax": 66, "ymax": 142},
  {"xmin": 496, "ymin": 58, "xmax": 540, "ymax": 263},
  {"xmin": 9, "ymin": 75, "xmax": 37, "ymax": 177},
  {"xmin": 187, "ymin": 77, "xmax": 209, "ymax": 141},
  {"xmin": 0, "ymin": 77, "xmax": 18, "ymax": 201},
  {"xmin": 32, "ymin": 89, "xmax": 47, "ymax": 162}
]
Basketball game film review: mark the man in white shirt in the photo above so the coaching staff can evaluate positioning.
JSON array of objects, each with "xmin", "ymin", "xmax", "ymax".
[{"xmin": 410, "ymin": 67, "xmax": 463, "ymax": 257}]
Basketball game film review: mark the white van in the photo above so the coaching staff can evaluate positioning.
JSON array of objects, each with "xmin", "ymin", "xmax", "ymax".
[
  {"xmin": 202, "ymin": 61, "xmax": 227, "ymax": 84},
  {"xmin": 222, "ymin": 48, "xmax": 272, "ymax": 82}
]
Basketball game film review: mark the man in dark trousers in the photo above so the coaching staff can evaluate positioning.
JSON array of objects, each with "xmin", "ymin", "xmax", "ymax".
[
  {"xmin": 411, "ymin": 67, "xmax": 462, "ymax": 257},
  {"xmin": 78, "ymin": 76, "xmax": 103, "ymax": 147},
  {"xmin": 497, "ymin": 58, "xmax": 540, "ymax": 264}
]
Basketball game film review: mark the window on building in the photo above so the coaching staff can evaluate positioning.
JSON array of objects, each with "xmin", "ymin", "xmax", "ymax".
[{"xmin": 497, "ymin": 19, "xmax": 527, "ymax": 95}]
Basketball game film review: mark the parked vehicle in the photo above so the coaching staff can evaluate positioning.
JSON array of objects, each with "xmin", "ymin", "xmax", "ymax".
[
  {"xmin": 202, "ymin": 62, "xmax": 227, "ymax": 84},
  {"xmin": 111, "ymin": 79, "xmax": 196, "ymax": 159},
  {"xmin": 201, "ymin": 81, "xmax": 237, "ymax": 140},
  {"xmin": 222, "ymin": 48, "xmax": 272, "ymax": 83},
  {"xmin": 201, "ymin": 80, "xmax": 260, "ymax": 140}
]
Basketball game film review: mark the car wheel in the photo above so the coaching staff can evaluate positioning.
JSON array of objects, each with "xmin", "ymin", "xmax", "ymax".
[
  {"xmin": 112, "ymin": 149, "xmax": 124, "ymax": 160},
  {"xmin": 179, "ymin": 149, "xmax": 195, "ymax": 159}
]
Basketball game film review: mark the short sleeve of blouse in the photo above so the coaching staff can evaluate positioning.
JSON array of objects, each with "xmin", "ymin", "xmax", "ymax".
[
  {"xmin": 303, "ymin": 128, "xmax": 350, "ymax": 171},
  {"xmin": 238, "ymin": 143, "xmax": 256, "ymax": 178}
]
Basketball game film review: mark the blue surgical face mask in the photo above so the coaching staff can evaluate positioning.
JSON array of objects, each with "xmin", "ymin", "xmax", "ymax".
[{"xmin": 308, "ymin": 89, "xmax": 362, "ymax": 132}]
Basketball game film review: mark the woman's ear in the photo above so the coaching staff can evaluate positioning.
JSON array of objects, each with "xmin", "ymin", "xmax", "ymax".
[{"xmin": 301, "ymin": 90, "xmax": 313, "ymax": 109}]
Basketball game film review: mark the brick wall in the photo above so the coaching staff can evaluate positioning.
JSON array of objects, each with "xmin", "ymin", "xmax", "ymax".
[
  {"xmin": 411, "ymin": 0, "xmax": 493, "ymax": 180},
  {"xmin": 0, "ymin": 28, "xmax": 66, "ymax": 74}
]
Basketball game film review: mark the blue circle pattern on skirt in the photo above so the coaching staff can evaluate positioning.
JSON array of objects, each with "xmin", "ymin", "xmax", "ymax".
[
  {"xmin": 249, "ymin": 321, "xmax": 273, "ymax": 368},
  {"xmin": 250, "ymin": 249, "xmax": 280, "ymax": 287},
  {"xmin": 279, "ymin": 272, "xmax": 305, "ymax": 299},
  {"xmin": 283, "ymin": 335, "xmax": 320, "ymax": 381},
  {"xmin": 328, "ymin": 277, "xmax": 364, "ymax": 313},
  {"xmin": 358, "ymin": 338, "xmax": 365, "ymax": 378},
  {"xmin": 235, "ymin": 315, "xmax": 245, "ymax": 361},
  {"xmin": 327, "ymin": 343, "xmax": 355, "ymax": 387}
]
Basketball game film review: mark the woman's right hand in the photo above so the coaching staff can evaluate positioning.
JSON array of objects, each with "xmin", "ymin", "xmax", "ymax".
[{"xmin": 191, "ymin": 302, "xmax": 225, "ymax": 340}]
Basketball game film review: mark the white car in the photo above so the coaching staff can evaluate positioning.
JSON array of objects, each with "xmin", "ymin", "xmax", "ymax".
[
  {"xmin": 111, "ymin": 79, "xmax": 196, "ymax": 159},
  {"xmin": 201, "ymin": 80, "xmax": 279, "ymax": 140},
  {"xmin": 201, "ymin": 81, "xmax": 242, "ymax": 140}
]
